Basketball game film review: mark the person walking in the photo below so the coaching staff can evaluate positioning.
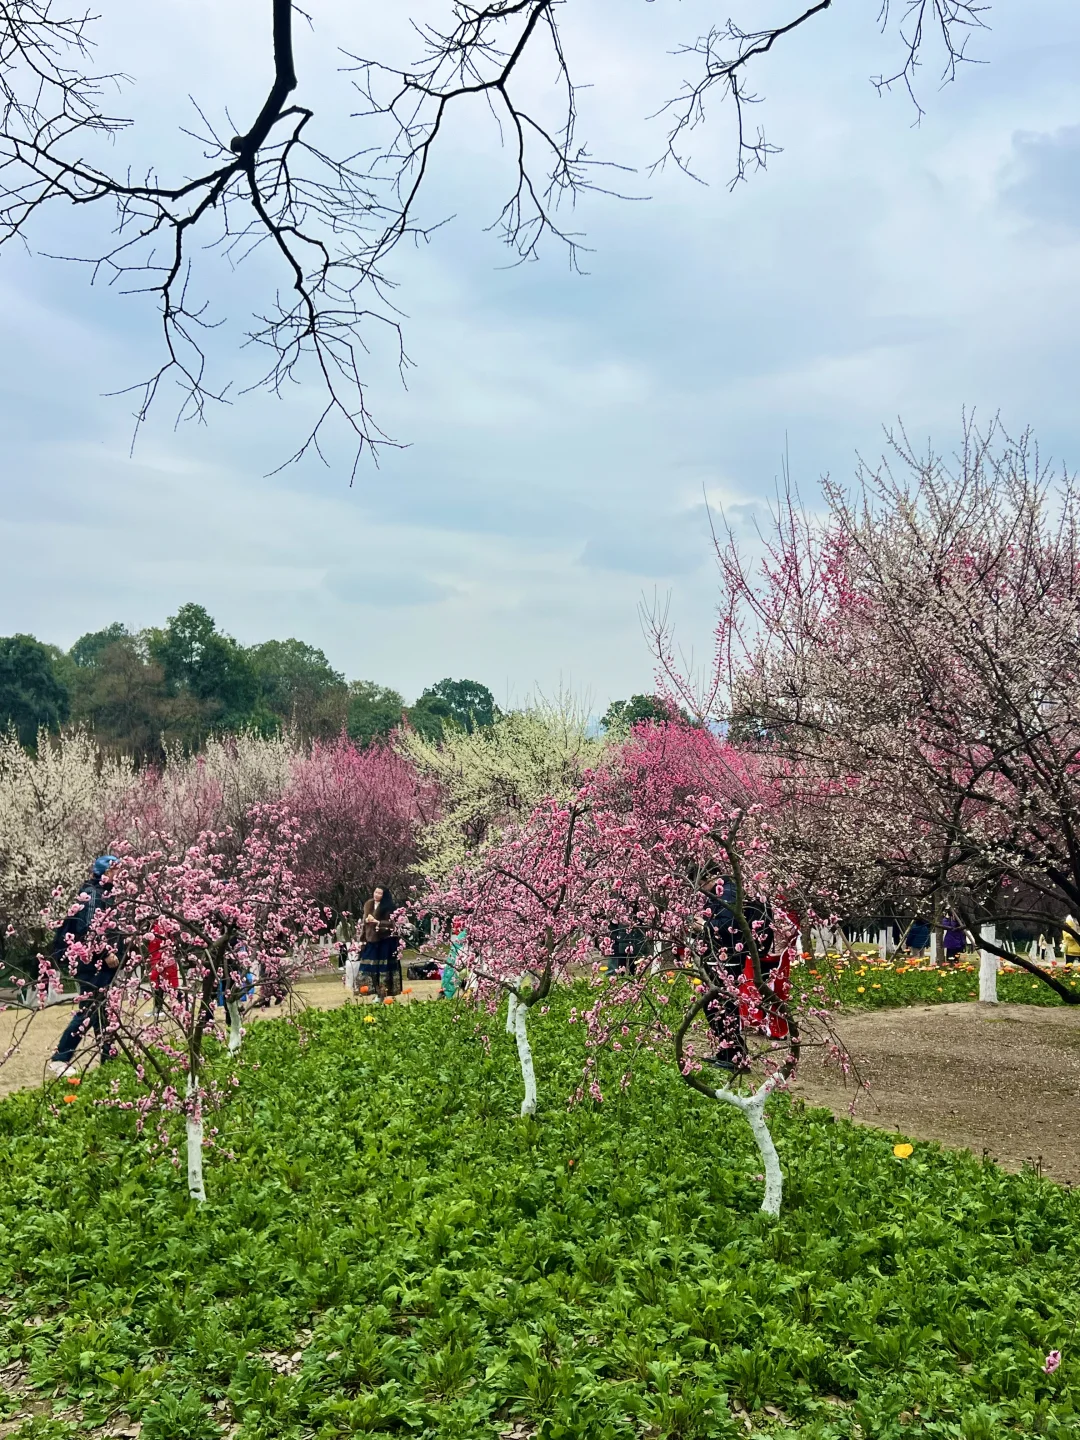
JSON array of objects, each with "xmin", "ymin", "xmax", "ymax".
[
  {"xmin": 335, "ymin": 913, "xmax": 355, "ymax": 972},
  {"xmin": 942, "ymin": 915, "xmax": 967, "ymax": 966},
  {"xmin": 1063, "ymin": 917, "xmax": 1080, "ymax": 963},
  {"xmin": 359, "ymin": 886, "xmax": 401, "ymax": 1000},
  {"xmin": 699, "ymin": 877, "xmax": 775, "ymax": 1072},
  {"xmin": 147, "ymin": 919, "xmax": 179, "ymax": 1020},
  {"xmin": 905, "ymin": 919, "xmax": 930, "ymax": 957},
  {"xmin": 48, "ymin": 856, "xmax": 124, "ymax": 1075},
  {"xmin": 440, "ymin": 917, "xmax": 467, "ymax": 999}
]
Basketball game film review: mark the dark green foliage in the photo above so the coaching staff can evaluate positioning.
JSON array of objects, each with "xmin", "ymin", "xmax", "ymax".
[
  {"xmin": 148, "ymin": 604, "xmax": 261, "ymax": 731},
  {"xmin": 347, "ymin": 680, "xmax": 406, "ymax": 747},
  {"xmin": 66, "ymin": 634, "xmax": 189, "ymax": 763},
  {"xmin": 601, "ymin": 695, "xmax": 695, "ymax": 732},
  {"xmin": 248, "ymin": 639, "xmax": 348, "ymax": 740},
  {"xmin": 0, "ymin": 634, "xmax": 69, "ymax": 745},
  {"xmin": 11, "ymin": 608, "xmax": 498, "ymax": 759},
  {"xmin": 408, "ymin": 678, "xmax": 498, "ymax": 740},
  {"xmin": 69, "ymin": 625, "xmax": 132, "ymax": 670},
  {"xmin": 0, "ymin": 993, "xmax": 1076, "ymax": 1438},
  {"xmin": 809, "ymin": 951, "xmax": 1080, "ymax": 1009}
]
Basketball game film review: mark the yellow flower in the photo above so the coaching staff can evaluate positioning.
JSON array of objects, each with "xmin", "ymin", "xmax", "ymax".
[
  {"xmin": 856, "ymin": 985, "xmax": 866, "ymax": 993},
  {"xmin": 872, "ymin": 983, "xmax": 881, "ymax": 989},
  {"xmin": 363, "ymin": 1015, "xmax": 376, "ymax": 1024},
  {"xmin": 893, "ymin": 1143, "xmax": 914, "ymax": 1159}
]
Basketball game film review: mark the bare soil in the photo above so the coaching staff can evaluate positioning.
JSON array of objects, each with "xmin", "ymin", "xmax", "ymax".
[
  {"xmin": 794, "ymin": 1001, "xmax": 1080, "ymax": 1184},
  {"xmin": 0, "ymin": 970, "xmax": 441, "ymax": 1100},
  {"xmin": 4, "ymin": 982, "xmax": 1079, "ymax": 1184}
]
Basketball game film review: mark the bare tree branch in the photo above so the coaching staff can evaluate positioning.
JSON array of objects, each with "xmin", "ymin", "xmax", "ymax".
[{"xmin": 0, "ymin": 1, "xmax": 994, "ymax": 475}]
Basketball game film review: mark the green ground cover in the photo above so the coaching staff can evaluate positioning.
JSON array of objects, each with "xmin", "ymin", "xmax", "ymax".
[
  {"xmin": 802, "ymin": 952, "xmax": 1080, "ymax": 1011},
  {"xmin": 0, "ymin": 995, "xmax": 1076, "ymax": 1439}
]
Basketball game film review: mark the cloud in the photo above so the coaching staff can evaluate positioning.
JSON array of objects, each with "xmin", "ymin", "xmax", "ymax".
[
  {"xmin": 324, "ymin": 568, "xmax": 454, "ymax": 608},
  {"xmin": 3, "ymin": 0, "xmax": 1080, "ymax": 712},
  {"xmin": 1001, "ymin": 125, "xmax": 1080, "ymax": 232},
  {"xmin": 578, "ymin": 505, "xmax": 712, "ymax": 577}
]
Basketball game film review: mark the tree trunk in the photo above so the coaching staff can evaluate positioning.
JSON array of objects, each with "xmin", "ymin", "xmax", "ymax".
[
  {"xmin": 713, "ymin": 1080, "xmax": 783, "ymax": 1216},
  {"xmin": 185, "ymin": 1070, "xmax": 206, "ymax": 1203},
  {"xmin": 226, "ymin": 999, "xmax": 244, "ymax": 1054},
  {"xmin": 512, "ymin": 997, "xmax": 537, "ymax": 1117},
  {"xmin": 979, "ymin": 922, "xmax": 998, "ymax": 1004}
]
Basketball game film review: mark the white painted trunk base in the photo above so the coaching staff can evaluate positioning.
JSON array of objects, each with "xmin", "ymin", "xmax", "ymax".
[
  {"xmin": 714, "ymin": 1079, "xmax": 783, "ymax": 1216},
  {"xmin": 979, "ymin": 923, "xmax": 998, "ymax": 1004},
  {"xmin": 226, "ymin": 1000, "xmax": 244, "ymax": 1054},
  {"xmin": 185, "ymin": 1071, "xmax": 206, "ymax": 1203},
  {"xmin": 511, "ymin": 996, "xmax": 537, "ymax": 1117}
]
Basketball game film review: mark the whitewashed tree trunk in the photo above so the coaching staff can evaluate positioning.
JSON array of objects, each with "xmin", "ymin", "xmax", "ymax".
[
  {"xmin": 714, "ymin": 1077, "xmax": 783, "ymax": 1216},
  {"xmin": 878, "ymin": 927, "xmax": 890, "ymax": 964},
  {"xmin": 505, "ymin": 991, "xmax": 518, "ymax": 1035},
  {"xmin": 512, "ymin": 997, "xmax": 537, "ymax": 1117},
  {"xmin": 185, "ymin": 1069, "xmax": 206, "ymax": 1203},
  {"xmin": 930, "ymin": 928, "xmax": 942, "ymax": 967},
  {"xmin": 226, "ymin": 1000, "xmax": 244, "ymax": 1055},
  {"xmin": 979, "ymin": 923, "xmax": 998, "ymax": 1004}
]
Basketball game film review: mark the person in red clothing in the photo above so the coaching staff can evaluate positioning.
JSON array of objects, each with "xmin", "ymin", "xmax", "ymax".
[{"xmin": 147, "ymin": 921, "xmax": 179, "ymax": 1019}]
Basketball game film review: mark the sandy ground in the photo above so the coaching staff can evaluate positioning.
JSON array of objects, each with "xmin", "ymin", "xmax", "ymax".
[
  {"xmin": 4, "ymin": 979, "xmax": 1079, "ymax": 1184},
  {"xmin": 0, "ymin": 970, "xmax": 441, "ymax": 1098},
  {"xmin": 794, "ymin": 1001, "xmax": 1080, "ymax": 1184}
]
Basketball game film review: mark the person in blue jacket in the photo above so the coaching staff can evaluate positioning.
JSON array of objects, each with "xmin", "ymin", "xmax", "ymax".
[{"xmin": 48, "ymin": 856, "xmax": 125, "ymax": 1075}]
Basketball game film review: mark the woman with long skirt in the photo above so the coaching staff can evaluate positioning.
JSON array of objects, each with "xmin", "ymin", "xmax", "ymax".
[{"xmin": 359, "ymin": 886, "xmax": 402, "ymax": 999}]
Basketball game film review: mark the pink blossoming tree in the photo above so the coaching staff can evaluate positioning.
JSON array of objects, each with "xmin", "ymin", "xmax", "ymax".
[
  {"xmin": 286, "ymin": 734, "xmax": 433, "ymax": 918},
  {"xmin": 657, "ymin": 422, "xmax": 1080, "ymax": 1001},
  {"xmin": 421, "ymin": 798, "xmax": 605, "ymax": 1116},
  {"xmin": 9, "ymin": 803, "xmax": 323, "ymax": 1201},
  {"xmin": 422, "ymin": 723, "xmax": 833, "ymax": 1214}
]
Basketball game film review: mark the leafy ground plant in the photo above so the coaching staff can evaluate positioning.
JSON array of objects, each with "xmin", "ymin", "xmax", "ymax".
[
  {"xmin": 0, "ymin": 992, "xmax": 1077, "ymax": 1438},
  {"xmin": 804, "ymin": 951, "xmax": 1080, "ymax": 1010}
]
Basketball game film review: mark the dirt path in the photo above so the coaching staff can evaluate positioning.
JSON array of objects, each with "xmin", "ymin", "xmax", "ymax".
[
  {"xmin": 5, "ymin": 983, "xmax": 1079, "ymax": 1183},
  {"xmin": 0, "ymin": 971, "xmax": 441, "ymax": 1100},
  {"xmin": 795, "ymin": 1002, "xmax": 1080, "ymax": 1184}
]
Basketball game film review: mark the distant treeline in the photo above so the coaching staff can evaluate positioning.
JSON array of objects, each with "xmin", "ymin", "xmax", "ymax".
[{"xmin": 0, "ymin": 603, "xmax": 499, "ymax": 760}]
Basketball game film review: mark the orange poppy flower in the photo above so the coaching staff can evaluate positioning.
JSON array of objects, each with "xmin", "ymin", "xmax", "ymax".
[
  {"xmin": 65, "ymin": 1076, "xmax": 81, "ymax": 1086},
  {"xmin": 62, "ymin": 1094, "xmax": 77, "ymax": 1104}
]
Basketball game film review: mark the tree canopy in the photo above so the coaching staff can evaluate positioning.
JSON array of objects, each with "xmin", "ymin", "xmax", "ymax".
[
  {"xmin": 347, "ymin": 681, "xmax": 406, "ymax": 748},
  {"xmin": 0, "ymin": 634, "xmax": 69, "ymax": 747},
  {"xmin": 408, "ymin": 678, "xmax": 498, "ymax": 741},
  {"xmin": 4, "ymin": 610, "xmax": 504, "ymax": 762}
]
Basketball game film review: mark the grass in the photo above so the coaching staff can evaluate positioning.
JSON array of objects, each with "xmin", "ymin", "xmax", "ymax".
[
  {"xmin": 0, "ymin": 994, "xmax": 1077, "ymax": 1439},
  {"xmin": 800, "ymin": 950, "xmax": 1080, "ymax": 1011}
]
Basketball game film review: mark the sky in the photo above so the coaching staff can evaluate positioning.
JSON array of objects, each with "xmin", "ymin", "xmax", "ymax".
[{"xmin": 3, "ymin": 0, "xmax": 1080, "ymax": 709}]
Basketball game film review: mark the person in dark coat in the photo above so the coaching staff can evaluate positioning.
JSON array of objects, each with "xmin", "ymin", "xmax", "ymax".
[
  {"xmin": 942, "ymin": 916, "xmax": 967, "ymax": 965},
  {"xmin": 605, "ymin": 922, "xmax": 646, "ymax": 975},
  {"xmin": 905, "ymin": 919, "xmax": 931, "ymax": 957},
  {"xmin": 699, "ymin": 877, "xmax": 775, "ymax": 1072},
  {"xmin": 358, "ymin": 886, "xmax": 401, "ymax": 999},
  {"xmin": 48, "ymin": 856, "xmax": 124, "ymax": 1074}
]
